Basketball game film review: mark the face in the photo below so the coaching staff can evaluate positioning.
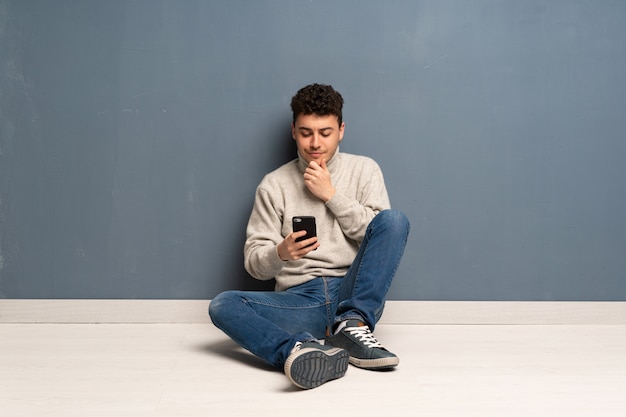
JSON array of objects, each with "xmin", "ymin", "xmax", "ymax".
[{"xmin": 292, "ymin": 114, "xmax": 345, "ymax": 165}]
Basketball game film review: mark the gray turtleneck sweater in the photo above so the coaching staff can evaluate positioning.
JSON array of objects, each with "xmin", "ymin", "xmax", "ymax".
[{"xmin": 244, "ymin": 151, "xmax": 391, "ymax": 291}]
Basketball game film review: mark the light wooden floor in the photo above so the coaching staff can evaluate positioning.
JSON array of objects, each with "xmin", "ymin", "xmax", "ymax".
[{"xmin": 1, "ymin": 323, "xmax": 625, "ymax": 416}]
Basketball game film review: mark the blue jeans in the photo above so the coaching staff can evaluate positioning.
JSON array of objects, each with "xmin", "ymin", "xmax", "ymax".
[{"xmin": 209, "ymin": 209, "xmax": 410, "ymax": 368}]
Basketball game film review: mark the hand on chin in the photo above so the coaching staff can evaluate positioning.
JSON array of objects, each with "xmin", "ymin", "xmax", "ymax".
[{"xmin": 307, "ymin": 153, "xmax": 324, "ymax": 164}]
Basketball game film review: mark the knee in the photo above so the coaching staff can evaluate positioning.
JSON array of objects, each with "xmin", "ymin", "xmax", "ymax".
[
  {"xmin": 208, "ymin": 291, "xmax": 238, "ymax": 325},
  {"xmin": 376, "ymin": 209, "xmax": 410, "ymax": 235}
]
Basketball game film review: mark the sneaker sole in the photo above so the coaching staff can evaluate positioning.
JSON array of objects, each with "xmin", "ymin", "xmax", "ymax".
[
  {"xmin": 349, "ymin": 355, "xmax": 399, "ymax": 370},
  {"xmin": 284, "ymin": 347, "xmax": 349, "ymax": 389}
]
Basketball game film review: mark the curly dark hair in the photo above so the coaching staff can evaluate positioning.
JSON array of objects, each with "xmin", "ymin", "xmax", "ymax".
[{"xmin": 290, "ymin": 84, "xmax": 344, "ymax": 125}]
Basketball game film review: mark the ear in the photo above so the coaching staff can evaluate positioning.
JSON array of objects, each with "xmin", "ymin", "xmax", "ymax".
[
  {"xmin": 338, "ymin": 122, "xmax": 345, "ymax": 142},
  {"xmin": 291, "ymin": 123, "xmax": 296, "ymax": 140}
]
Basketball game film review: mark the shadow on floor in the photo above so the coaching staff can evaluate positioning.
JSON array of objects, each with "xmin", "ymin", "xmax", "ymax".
[{"xmin": 194, "ymin": 338, "xmax": 278, "ymax": 373}]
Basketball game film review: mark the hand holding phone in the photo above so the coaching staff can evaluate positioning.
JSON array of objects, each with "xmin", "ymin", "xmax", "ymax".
[
  {"xmin": 292, "ymin": 216, "xmax": 317, "ymax": 248},
  {"xmin": 278, "ymin": 216, "xmax": 318, "ymax": 261}
]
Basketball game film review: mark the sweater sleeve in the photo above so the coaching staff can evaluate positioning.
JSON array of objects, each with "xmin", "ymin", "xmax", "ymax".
[
  {"xmin": 243, "ymin": 186, "xmax": 286, "ymax": 280},
  {"xmin": 325, "ymin": 158, "xmax": 391, "ymax": 242}
]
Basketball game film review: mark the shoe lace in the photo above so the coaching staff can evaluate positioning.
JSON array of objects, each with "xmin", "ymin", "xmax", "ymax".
[{"xmin": 345, "ymin": 325, "xmax": 384, "ymax": 349}]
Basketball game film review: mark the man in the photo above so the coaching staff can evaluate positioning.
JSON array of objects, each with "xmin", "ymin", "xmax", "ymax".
[{"xmin": 209, "ymin": 83, "xmax": 409, "ymax": 389}]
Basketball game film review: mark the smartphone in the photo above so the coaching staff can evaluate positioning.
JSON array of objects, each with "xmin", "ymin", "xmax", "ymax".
[{"xmin": 292, "ymin": 216, "xmax": 317, "ymax": 245}]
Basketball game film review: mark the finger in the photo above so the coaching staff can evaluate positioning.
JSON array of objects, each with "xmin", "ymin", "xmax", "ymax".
[
  {"xmin": 308, "ymin": 160, "xmax": 322, "ymax": 171},
  {"xmin": 295, "ymin": 239, "xmax": 319, "ymax": 255},
  {"xmin": 307, "ymin": 240, "xmax": 321, "ymax": 251},
  {"xmin": 297, "ymin": 236, "xmax": 319, "ymax": 249},
  {"xmin": 291, "ymin": 230, "xmax": 308, "ymax": 241},
  {"xmin": 298, "ymin": 236, "xmax": 318, "ymax": 248}
]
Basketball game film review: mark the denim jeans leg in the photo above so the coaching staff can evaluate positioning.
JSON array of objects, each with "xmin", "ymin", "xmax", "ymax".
[
  {"xmin": 333, "ymin": 209, "xmax": 410, "ymax": 331},
  {"xmin": 209, "ymin": 277, "xmax": 334, "ymax": 368}
]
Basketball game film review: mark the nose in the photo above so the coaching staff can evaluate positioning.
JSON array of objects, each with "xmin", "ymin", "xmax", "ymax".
[{"xmin": 310, "ymin": 134, "xmax": 320, "ymax": 148}]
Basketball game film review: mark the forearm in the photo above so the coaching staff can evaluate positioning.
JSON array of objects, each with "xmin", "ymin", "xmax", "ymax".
[
  {"xmin": 325, "ymin": 161, "xmax": 391, "ymax": 241},
  {"xmin": 326, "ymin": 192, "xmax": 387, "ymax": 242}
]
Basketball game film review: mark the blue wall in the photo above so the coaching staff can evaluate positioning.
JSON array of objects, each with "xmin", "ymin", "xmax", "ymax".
[{"xmin": 1, "ymin": 1, "xmax": 625, "ymax": 300}]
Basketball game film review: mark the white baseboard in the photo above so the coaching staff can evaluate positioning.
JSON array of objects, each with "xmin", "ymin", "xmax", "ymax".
[{"xmin": 1, "ymin": 300, "xmax": 625, "ymax": 324}]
